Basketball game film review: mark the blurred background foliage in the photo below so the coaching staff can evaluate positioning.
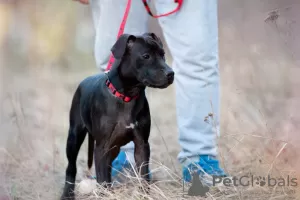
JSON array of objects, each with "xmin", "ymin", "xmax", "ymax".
[{"xmin": 1, "ymin": 0, "xmax": 95, "ymax": 71}]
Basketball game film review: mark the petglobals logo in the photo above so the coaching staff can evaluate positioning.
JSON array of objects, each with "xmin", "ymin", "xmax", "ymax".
[{"xmin": 213, "ymin": 175, "xmax": 298, "ymax": 187}]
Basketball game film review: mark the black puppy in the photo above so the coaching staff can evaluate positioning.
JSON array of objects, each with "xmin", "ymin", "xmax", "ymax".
[{"xmin": 61, "ymin": 33, "xmax": 174, "ymax": 199}]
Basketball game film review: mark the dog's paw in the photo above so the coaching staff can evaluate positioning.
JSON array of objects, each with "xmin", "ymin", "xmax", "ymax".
[
  {"xmin": 78, "ymin": 179, "xmax": 97, "ymax": 195},
  {"xmin": 60, "ymin": 190, "xmax": 75, "ymax": 200},
  {"xmin": 61, "ymin": 182, "xmax": 76, "ymax": 200}
]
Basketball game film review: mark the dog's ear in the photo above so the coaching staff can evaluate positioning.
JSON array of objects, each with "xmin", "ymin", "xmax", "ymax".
[
  {"xmin": 111, "ymin": 34, "xmax": 136, "ymax": 60},
  {"xmin": 143, "ymin": 32, "xmax": 163, "ymax": 47}
]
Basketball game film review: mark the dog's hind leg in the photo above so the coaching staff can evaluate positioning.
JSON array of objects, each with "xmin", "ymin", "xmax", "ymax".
[{"xmin": 87, "ymin": 134, "xmax": 94, "ymax": 173}]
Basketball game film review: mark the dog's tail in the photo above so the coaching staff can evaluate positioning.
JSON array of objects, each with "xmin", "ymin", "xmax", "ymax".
[{"xmin": 87, "ymin": 134, "xmax": 94, "ymax": 169}]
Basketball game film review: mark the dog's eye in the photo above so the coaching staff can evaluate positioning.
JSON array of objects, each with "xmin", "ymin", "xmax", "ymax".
[{"xmin": 142, "ymin": 54, "xmax": 150, "ymax": 59}]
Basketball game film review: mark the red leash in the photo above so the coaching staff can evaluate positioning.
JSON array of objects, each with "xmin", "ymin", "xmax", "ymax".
[
  {"xmin": 105, "ymin": 0, "xmax": 183, "ymax": 71},
  {"xmin": 105, "ymin": 0, "xmax": 132, "ymax": 71},
  {"xmin": 142, "ymin": 0, "xmax": 183, "ymax": 18}
]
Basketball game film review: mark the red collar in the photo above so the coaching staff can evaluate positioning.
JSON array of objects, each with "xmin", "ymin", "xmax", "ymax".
[{"xmin": 105, "ymin": 79, "xmax": 139, "ymax": 102}]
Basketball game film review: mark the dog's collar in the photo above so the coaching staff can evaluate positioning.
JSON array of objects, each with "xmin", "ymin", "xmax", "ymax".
[{"xmin": 105, "ymin": 72, "xmax": 139, "ymax": 102}]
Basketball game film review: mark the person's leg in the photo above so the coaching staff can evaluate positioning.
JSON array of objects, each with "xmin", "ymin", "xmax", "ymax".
[
  {"xmin": 154, "ymin": 0, "xmax": 226, "ymax": 183},
  {"xmin": 90, "ymin": 0, "xmax": 149, "ymax": 71},
  {"xmin": 89, "ymin": 0, "xmax": 149, "ymax": 177}
]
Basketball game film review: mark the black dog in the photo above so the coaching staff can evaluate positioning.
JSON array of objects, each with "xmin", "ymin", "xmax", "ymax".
[{"xmin": 61, "ymin": 33, "xmax": 174, "ymax": 199}]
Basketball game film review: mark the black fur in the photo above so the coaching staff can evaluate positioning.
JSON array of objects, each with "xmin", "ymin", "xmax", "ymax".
[{"xmin": 61, "ymin": 33, "xmax": 174, "ymax": 199}]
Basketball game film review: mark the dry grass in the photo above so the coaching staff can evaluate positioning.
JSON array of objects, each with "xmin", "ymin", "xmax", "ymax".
[{"xmin": 0, "ymin": 65, "xmax": 299, "ymax": 200}]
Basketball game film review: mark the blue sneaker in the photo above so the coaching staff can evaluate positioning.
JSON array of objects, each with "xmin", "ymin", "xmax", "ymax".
[
  {"xmin": 111, "ymin": 151, "xmax": 132, "ymax": 178},
  {"xmin": 111, "ymin": 151, "xmax": 152, "ymax": 180},
  {"xmin": 183, "ymin": 155, "xmax": 227, "ymax": 184}
]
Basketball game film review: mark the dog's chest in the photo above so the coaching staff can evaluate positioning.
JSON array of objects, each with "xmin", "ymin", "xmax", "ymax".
[
  {"xmin": 107, "ymin": 113, "xmax": 138, "ymax": 147},
  {"xmin": 115, "ymin": 113, "xmax": 138, "ymax": 131},
  {"xmin": 107, "ymin": 103, "xmax": 139, "ymax": 131}
]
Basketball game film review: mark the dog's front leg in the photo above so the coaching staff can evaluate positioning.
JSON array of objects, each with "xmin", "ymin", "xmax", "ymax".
[
  {"xmin": 133, "ymin": 139, "xmax": 151, "ymax": 182},
  {"xmin": 133, "ymin": 103, "xmax": 151, "ymax": 184},
  {"xmin": 61, "ymin": 126, "xmax": 87, "ymax": 200},
  {"xmin": 94, "ymin": 145, "xmax": 112, "ymax": 187},
  {"xmin": 133, "ymin": 118, "xmax": 151, "ymax": 183}
]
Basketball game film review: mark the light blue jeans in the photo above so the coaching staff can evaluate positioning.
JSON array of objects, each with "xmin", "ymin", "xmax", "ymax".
[{"xmin": 90, "ymin": 0, "xmax": 220, "ymax": 166}]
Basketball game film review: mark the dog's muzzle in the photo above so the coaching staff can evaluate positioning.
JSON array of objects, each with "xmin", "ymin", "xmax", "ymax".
[{"xmin": 166, "ymin": 71, "xmax": 174, "ymax": 84}]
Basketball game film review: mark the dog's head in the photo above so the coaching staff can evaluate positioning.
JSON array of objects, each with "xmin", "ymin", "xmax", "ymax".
[{"xmin": 111, "ymin": 33, "xmax": 174, "ymax": 88}]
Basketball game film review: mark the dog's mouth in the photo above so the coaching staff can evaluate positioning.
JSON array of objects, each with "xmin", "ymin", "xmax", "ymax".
[{"xmin": 142, "ymin": 79, "xmax": 171, "ymax": 89}]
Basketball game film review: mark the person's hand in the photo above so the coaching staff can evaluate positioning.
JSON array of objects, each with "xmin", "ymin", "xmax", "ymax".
[{"xmin": 73, "ymin": 0, "xmax": 89, "ymax": 5}]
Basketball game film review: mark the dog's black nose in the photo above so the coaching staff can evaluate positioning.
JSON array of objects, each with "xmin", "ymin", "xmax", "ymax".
[{"xmin": 166, "ymin": 71, "xmax": 174, "ymax": 83}]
